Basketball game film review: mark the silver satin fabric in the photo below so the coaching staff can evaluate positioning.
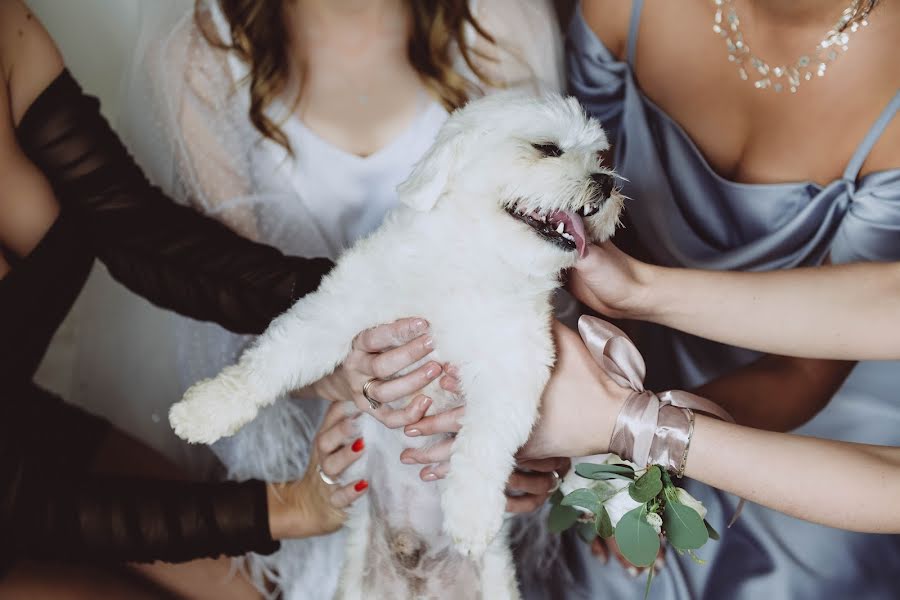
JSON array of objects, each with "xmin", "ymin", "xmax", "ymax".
[{"xmin": 518, "ymin": 4, "xmax": 900, "ymax": 599}]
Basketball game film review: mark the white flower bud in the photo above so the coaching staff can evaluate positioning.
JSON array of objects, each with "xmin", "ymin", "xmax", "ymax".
[{"xmin": 645, "ymin": 511, "xmax": 663, "ymax": 534}]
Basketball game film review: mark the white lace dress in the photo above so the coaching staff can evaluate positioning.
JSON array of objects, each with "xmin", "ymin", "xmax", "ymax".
[{"xmin": 73, "ymin": 0, "xmax": 565, "ymax": 596}]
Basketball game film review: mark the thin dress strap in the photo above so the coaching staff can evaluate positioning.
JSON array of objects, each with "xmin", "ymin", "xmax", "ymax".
[
  {"xmin": 626, "ymin": 0, "xmax": 646, "ymax": 67},
  {"xmin": 843, "ymin": 90, "xmax": 900, "ymax": 182}
]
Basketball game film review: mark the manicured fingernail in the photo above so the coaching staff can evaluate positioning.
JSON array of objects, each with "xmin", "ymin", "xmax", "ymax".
[
  {"xmin": 422, "ymin": 471, "xmax": 438, "ymax": 481},
  {"xmin": 354, "ymin": 480, "xmax": 368, "ymax": 492},
  {"xmin": 414, "ymin": 319, "xmax": 428, "ymax": 333},
  {"xmin": 423, "ymin": 336, "xmax": 434, "ymax": 349},
  {"xmin": 425, "ymin": 364, "xmax": 440, "ymax": 377},
  {"xmin": 405, "ymin": 428, "xmax": 421, "ymax": 437},
  {"xmin": 351, "ymin": 438, "xmax": 364, "ymax": 453},
  {"xmin": 401, "ymin": 454, "xmax": 416, "ymax": 464},
  {"xmin": 419, "ymin": 396, "xmax": 432, "ymax": 410}
]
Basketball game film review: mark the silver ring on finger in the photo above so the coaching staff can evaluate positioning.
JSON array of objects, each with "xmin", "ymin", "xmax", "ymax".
[
  {"xmin": 362, "ymin": 377, "xmax": 382, "ymax": 410},
  {"xmin": 317, "ymin": 464, "xmax": 337, "ymax": 486},
  {"xmin": 549, "ymin": 470, "xmax": 561, "ymax": 493}
]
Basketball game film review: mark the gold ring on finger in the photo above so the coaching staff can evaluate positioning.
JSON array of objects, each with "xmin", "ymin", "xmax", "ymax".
[{"xmin": 362, "ymin": 378, "xmax": 382, "ymax": 410}]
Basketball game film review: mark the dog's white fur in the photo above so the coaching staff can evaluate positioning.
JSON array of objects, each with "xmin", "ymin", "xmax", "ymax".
[{"xmin": 170, "ymin": 92, "xmax": 622, "ymax": 599}]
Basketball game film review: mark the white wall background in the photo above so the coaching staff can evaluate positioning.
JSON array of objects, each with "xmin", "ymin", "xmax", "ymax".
[
  {"xmin": 27, "ymin": 0, "xmax": 140, "ymax": 119},
  {"xmin": 28, "ymin": 0, "xmax": 140, "ymax": 394}
]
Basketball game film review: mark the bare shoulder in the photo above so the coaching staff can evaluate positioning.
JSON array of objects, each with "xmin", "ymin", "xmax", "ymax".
[
  {"xmin": 579, "ymin": 0, "xmax": 633, "ymax": 60},
  {"xmin": 0, "ymin": 0, "xmax": 64, "ymax": 125}
]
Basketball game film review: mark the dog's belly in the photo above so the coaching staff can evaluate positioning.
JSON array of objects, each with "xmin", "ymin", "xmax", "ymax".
[{"xmin": 339, "ymin": 376, "xmax": 486, "ymax": 599}]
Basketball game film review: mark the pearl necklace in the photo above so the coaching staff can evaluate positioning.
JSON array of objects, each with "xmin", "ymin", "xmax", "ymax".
[{"xmin": 713, "ymin": 0, "xmax": 872, "ymax": 93}]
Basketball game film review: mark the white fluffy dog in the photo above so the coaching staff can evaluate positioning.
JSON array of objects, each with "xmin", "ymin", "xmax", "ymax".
[{"xmin": 170, "ymin": 92, "xmax": 622, "ymax": 599}]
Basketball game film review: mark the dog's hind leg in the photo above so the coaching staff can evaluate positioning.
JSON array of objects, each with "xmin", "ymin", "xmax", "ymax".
[
  {"xmin": 440, "ymin": 331, "xmax": 553, "ymax": 559},
  {"xmin": 169, "ymin": 288, "xmax": 366, "ymax": 444}
]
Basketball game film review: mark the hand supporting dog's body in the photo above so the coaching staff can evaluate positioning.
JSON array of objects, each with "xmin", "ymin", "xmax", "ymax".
[{"xmin": 169, "ymin": 93, "xmax": 622, "ymax": 599}]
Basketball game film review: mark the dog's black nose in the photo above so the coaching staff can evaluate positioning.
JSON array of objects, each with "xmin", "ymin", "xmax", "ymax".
[{"xmin": 591, "ymin": 172, "xmax": 615, "ymax": 199}]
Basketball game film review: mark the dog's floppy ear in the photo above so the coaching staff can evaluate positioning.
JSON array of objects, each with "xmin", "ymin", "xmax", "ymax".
[{"xmin": 397, "ymin": 119, "xmax": 469, "ymax": 212}]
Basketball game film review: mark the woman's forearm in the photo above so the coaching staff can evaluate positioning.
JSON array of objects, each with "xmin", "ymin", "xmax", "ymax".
[
  {"xmin": 641, "ymin": 262, "xmax": 900, "ymax": 360},
  {"xmin": 685, "ymin": 415, "xmax": 900, "ymax": 533},
  {"xmin": 694, "ymin": 355, "xmax": 854, "ymax": 432}
]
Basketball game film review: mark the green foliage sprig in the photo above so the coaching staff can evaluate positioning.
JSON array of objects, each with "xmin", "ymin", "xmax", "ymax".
[{"xmin": 548, "ymin": 459, "xmax": 720, "ymax": 597}]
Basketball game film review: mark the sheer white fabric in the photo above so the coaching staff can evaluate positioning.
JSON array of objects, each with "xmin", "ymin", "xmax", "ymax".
[{"xmin": 74, "ymin": 1, "xmax": 566, "ymax": 597}]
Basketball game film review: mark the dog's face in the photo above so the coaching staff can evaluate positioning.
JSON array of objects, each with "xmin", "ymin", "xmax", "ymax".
[{"xmin": 398, "ymin": 92, "xmax": 623, "ymax": 271}]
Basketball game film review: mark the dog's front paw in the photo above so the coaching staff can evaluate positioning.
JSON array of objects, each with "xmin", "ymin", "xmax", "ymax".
[
  {"xmin": 442, "ymin": 476, "xmax": 506, "ymax": 559},
  {"xmin": 169, "ymin": 367, "xmax": 261, "ymax": 444}
]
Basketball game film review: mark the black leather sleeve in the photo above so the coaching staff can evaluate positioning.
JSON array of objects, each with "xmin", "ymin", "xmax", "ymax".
[{"xmin": 15, "ymin": 70, "xmax": 333, "ymax": 335}]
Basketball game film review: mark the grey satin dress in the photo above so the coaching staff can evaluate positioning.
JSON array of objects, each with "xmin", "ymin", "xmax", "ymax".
[{"xmin": 520, "ymin": 2, "xmax": 900, "ymax": 599}]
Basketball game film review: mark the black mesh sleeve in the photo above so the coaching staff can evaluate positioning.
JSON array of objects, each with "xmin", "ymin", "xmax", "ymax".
[
  {"xmin": 15, "ymin": 70, "xmax": 332, "ymax": 335},
  {"xmin": 0, "ymin": 386, "xmax": 279, "ymax": 565}
]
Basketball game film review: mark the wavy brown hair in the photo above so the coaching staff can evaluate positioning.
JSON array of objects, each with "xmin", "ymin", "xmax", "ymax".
[{"xmin": 197, "ymin": 0, "xmax": 498, "ymax": 154}]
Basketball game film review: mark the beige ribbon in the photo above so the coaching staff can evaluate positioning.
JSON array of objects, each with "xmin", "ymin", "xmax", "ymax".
[{"xmin": 578, "ymin": 315, "xmax": 743, "ymax": 524}]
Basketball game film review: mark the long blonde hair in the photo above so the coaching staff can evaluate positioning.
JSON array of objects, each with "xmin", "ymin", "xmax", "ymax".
[{"xmin": 197, "ymin": 0, "xmax": 498, "ymax": 153}]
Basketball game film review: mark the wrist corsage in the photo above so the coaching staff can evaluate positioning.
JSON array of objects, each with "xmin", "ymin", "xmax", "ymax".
[{"xmin": 548, "ymin": 317, "xmax": 742, "ymax": 595}]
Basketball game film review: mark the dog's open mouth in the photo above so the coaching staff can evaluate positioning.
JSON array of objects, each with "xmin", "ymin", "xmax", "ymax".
[{"xmin": 506, "ymin": 204, "xmax": 597, "ymax": 258}]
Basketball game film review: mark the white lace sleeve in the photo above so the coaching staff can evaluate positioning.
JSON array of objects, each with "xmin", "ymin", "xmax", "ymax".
[
  {"xmin": 167, "ymin": 11, "xmax": 262, "ymax": 239},
  {"xmin": 469, "ymin": 0, "xmax": 565, "ymax": 94},
  {"xmin": 117, "ymin": 1, "xmax": 261, "ymax": 240}
]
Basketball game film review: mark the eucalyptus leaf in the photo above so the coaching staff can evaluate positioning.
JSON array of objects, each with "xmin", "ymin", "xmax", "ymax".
[
  {"xmin": 705, "ymin": 520, "xmax": 720, "ymax": 541},
  {"xmin": 629, "ymin": 466, "xmax": 664, "ymax": 503},
  {"xmin": 614, "ymin": 506, "xmax": 661, "ymax": 567},
  {"xmin": 577, "ymin": 522, "xmax": 598, "ymax": 544},
  {"xmin": 575, "ymin": 463, "xmax": 635, "ymax": 480},
  {"xmin": 595, "ymin": 505, "xmax": 614, "ymax": 539},
  {"xmin": 549, "ymin": 489, "xmax": 564, "ymax": 506},
  {"xmin": 663, "ymin": 500, "xmax": 709, "ymax": 550},
  {"xmin": 589, "ymin": 472, "xmax": 637, "ymax": 483},
  {"xmin": 560, "ymin": 488, "xmax": 603, "ymax": 514},
  {"xmin": 661, "ymin": 468, "xmax": 676, "ymax": 490},
  {"xmin": 548, "ymin": 503, "xmax": 579, "ymax": 533}
]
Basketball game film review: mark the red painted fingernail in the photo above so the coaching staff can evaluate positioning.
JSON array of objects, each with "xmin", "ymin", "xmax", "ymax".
[
  {"xmin": 354, "ymin": 480, "xmax": 369, "ymax": 492},
  {"xmin": 351, "ymin": 438, "xmax": 364, "ymax": 453}
]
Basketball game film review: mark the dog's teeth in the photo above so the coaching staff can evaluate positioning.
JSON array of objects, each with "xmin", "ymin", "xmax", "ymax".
[
  {"xmin": 561, "ymin": 232, "xmax": 574, "ymax": 241},
  {"xmin": 555, "ymin": 222, "xmax": 565, "ymax": 234}
]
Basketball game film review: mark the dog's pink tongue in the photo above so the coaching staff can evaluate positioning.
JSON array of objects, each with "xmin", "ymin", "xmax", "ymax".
[{"xmin": 549, "ymin": 210, "xmax": 588, "ymax": 258}]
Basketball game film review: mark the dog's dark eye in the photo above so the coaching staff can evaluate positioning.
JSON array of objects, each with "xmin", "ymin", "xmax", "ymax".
[{"xmin": 532, "ymin": 142, "xmax": 563, "ymax": 158}]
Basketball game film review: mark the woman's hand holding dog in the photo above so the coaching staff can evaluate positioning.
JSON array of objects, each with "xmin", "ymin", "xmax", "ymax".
[
  {"xmin": 267, "ymin": 402, "xmax": 369, "ymax": 539},
  {"xmin": 302, "ymin": 317, "xmax": 444, "ymax": 428},
  {"xmin": 398, "ymin": 320, "xmax": 630, "ymax": 514},
  {"xmin": 567, "ymin": 241, "xmax": 654, "ymax": 320}
]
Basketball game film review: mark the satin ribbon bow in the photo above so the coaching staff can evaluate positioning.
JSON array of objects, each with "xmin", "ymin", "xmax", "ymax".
[{"xmin": 577, "ymin": 315, "xmax": 743, "ymax": 525}]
